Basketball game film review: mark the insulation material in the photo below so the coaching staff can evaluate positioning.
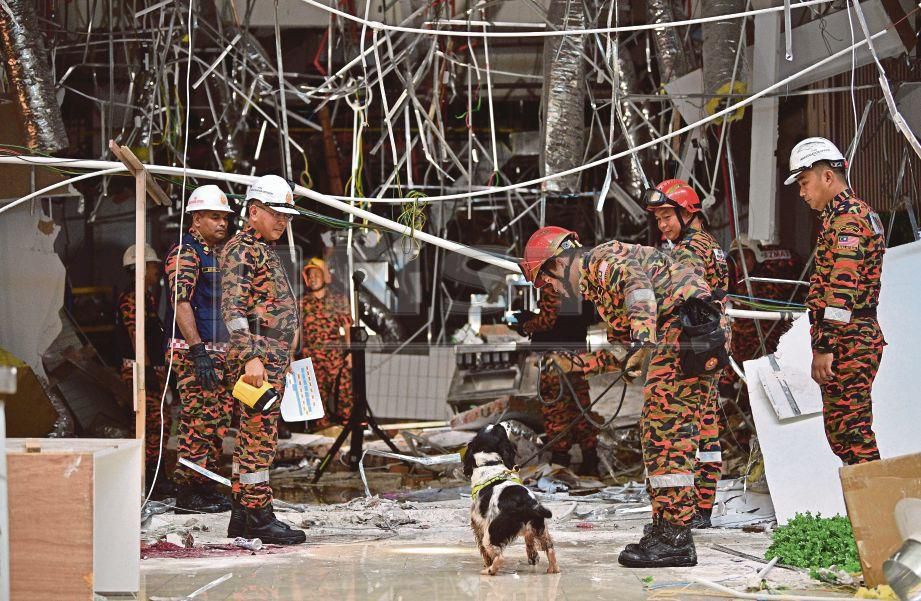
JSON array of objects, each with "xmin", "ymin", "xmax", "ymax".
[
  {"xmin": 0, "ymin": 204, "xmax": 65, "ymax": 379},
  {"xmin": 747, "ymin": 240, "xmax": 921, "ymax": 524},
  {"xmin": 647, "ymin": 0, "xmax": 691, "ymax": 83},
  {"xmin": 540, "ymin": 0, "xmax": 586, "ymax": 195},
  {"xmin": 702, "ymin": 0, "xmax": 748, "ymax": 121},
  {"xmin": 0, "ymin": 0, "xmax": 69, "ymax": 152},
  {"xmin": 611, "ymin": 43, "xmax": 648, "ymax": 203}
]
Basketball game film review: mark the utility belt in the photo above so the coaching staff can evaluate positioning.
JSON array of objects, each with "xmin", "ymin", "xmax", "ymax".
[
  {"xmin": 808, "ymin": 306, "xmax": 877, "ymax": 325},
  {"xmin": 677, "ymin": 297, "xmax": 729, "ymax": 377},
  {"xmin": 168, "ymin": 338, "xmax": 229, "ymax": 353},
  {"xmin": 248, "ymin": 319, "xmax": 289, "ymax": 342}
]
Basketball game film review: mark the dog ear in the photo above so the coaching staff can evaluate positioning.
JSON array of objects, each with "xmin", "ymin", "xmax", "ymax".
[
  {"xmin": 499, "ymin": 438, "xmax": 517, "ymax": 469},
  {"xmin": 462, "ymin": 444, "xmax": 477, "ymax": 478}
]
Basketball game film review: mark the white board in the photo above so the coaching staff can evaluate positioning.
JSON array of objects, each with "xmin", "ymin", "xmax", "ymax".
[{"xmin": 749, "ymin": 240, "xmax": 921, "ymax": 524}]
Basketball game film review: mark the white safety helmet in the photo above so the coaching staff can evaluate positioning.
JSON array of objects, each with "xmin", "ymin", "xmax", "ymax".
[
  {"xmin": 186, "ymin": 184, "xmax": 233, "ymax": 213},
  {"xmin": 123, "ymin": 244, "xmax": 160, "ymax": 268},
  {"xmin": 245, "ymin": 174, "xmax": 299, "ymax": 215},
  {"xmin": 785, "ymin": 137, "xmax": 847, "ymax": 185}
]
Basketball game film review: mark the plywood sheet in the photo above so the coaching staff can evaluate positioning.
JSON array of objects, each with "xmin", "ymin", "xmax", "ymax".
[{"xmin": 8, "ymin": 453, "xmax": 94, "ymax": 600}]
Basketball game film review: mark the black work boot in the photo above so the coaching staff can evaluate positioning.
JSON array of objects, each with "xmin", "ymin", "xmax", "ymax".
[
  {"xmin": 688, "ymin": 507, "xmax": 713, "ymax": 530},
  {"xmin": 199, "ymin": 486, "xmax": 232, "ymax": 512},
  {"xmin": 245, "ymin": 505, "xmax": 307, "ymax": 545},
  {"xmin": 618, "ymin": 521, "xmax": 698, "ymax": 568},
  {"xmin": 227, "ymin": 496, "xmax": 246, "ymax": 538},
  {"xmin": 577, "ymin": 447, "xmax": 600, "ymax": 476},
  {"xmin": 623, "ymin": 516, "xmax": 660, "ymax": 555},
  {"xmin": 175, "ymin": 484, "xmax": 231, "ymax": 514}
]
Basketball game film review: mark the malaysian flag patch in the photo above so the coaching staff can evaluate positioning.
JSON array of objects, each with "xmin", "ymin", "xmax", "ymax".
[{"xmin": 837, "ymin": 235, "xmax": 859, "ymax": 249}]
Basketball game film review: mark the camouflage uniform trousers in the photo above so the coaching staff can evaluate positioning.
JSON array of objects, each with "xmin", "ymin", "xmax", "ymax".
[
  {"xmin": 538, "ymin": 368, "xmax": 598, "ymax": 453},
  {"xmin": 642, "ymin": 316, "xmax": 704, "ymax": 527},
  {"xmin": 166, "ymin": 348, "xmax": 234, "ymax": 486},
  {"xmin": 120, "ymin": 362, "xmax": 171, "ymax": 466},
  {"xmin": 820, "ymin": 319, "xmax": 883, "ymax": 465},
  {"xmin": 310, "ymin": 350, "xmax": 354, "ymax": 430},
  {"xmin": 227, "ymin": 337, "xmax": 291, "ymax": 509},
  {"xmin": 694, "ymin": 375, "xmax": 721, "ymax": 511}
]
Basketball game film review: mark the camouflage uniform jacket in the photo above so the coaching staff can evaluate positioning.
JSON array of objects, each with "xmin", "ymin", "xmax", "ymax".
[
  {"xmin": 116, "ymin": 288, "xmax": 166, "ymax": 365},
  {"xmin": 220, "ymin": 224, "xmax": 299, "ymax": 364},
  {"xmin": 578, "ymin": 241, "xmax": 711, "ymax": 374},
  {"xmin": 806, "ymin": 188, "xmax": 885, "ymax": 353},
  {"xmin": 673, "ymin": 227, "xmax": 728, "ymax": 303},
  {"xmin": 300, "ymin": 291, "xmax": 351, "ymax": 355}
]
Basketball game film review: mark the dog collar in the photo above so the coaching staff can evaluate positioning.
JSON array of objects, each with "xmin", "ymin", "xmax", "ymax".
[{"xmin": 471, "ymin": 466, "xmax": 522, "ymax": 502}]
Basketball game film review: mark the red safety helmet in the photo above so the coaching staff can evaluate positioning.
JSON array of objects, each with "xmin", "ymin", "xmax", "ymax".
[
  {"xmin": 520, "ymin": 226, "xmax": 581, "ymax": 287},
  {"xmin": 643, "ymin": 179, "xmax": 702, "ymax": 214}
]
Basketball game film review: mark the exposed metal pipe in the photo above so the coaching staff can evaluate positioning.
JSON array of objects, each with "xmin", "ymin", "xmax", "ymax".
[
  {"xmin": 540, "ymin": 0, "xmax": 586, "ymax": 195},
  {"xmin": 703, "ymin": 0, "xmax": 749, "ymax": 120},
  {"xmin": 0, "ymin": 0, "xmax": 69, "ymax": 152}
]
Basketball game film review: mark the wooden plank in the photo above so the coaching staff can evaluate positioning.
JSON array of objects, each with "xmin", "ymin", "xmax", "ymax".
[{"xmin": 8, "ymin": 452, "xmax": 94, "ymax": 600}]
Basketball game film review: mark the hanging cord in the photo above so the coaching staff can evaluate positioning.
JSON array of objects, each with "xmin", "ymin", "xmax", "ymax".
[{"xmin": 398, "ymin": 190, "xmax": 428, "ymax": 256}]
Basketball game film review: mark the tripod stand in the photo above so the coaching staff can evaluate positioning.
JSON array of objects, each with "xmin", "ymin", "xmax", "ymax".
[{"xmin": 312, "ymin": 271, "xmax": 400, "ymax": 483}]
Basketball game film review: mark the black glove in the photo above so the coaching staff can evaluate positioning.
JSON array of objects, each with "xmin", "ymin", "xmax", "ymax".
[
  {"xmin": 188, "ymin": 343, "xmax": 219, "ymax": 390},
  {"xmin": 512, "ymin": 311, "xmax": 535, "ymax": 336}
]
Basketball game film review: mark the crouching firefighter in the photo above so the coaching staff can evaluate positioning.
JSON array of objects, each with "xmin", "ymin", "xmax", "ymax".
[
  {"xmin": 646, "ymin": 179, "xmax": 730, "ymax": 529},
  {"xmin": 221, "ymin": 174, "xmax": 307, "ymax": 545},
  {"xmin": 520, "ymin": 227, "xmax": 728, "ymax": 568},
  {"xmin": 164, "ymin": 185, "xmax": 235, "ymax": 513}
]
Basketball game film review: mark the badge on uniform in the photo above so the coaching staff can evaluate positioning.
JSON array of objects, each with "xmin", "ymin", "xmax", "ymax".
[
  {"xmin": 836, "ymin": 235, "xmax": 859, "ymax": 249},
  {"xmin": 869, "ymin": 212, "xmax": 884, "ymax": 236}
]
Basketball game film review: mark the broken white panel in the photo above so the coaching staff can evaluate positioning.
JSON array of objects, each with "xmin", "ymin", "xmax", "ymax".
[
  {"xmin": 749, "ymin": 240, "xmax": 921, "ymax": 524},
  {"xmin": 755, "ymin": 316, "xmax": 823, "ymax": 420},
  {"xmin": 665, "ymin": 0, "xmax": 915, "ymax": 126},
  {"xmin": 0, "ymin": 203, "xmax": 65, "ymax": 378}
]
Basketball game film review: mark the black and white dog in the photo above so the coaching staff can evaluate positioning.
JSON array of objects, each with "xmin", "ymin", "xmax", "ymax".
[{"xmin": 463, "ymin": 424, "xmax": 560, "ymax": 575}]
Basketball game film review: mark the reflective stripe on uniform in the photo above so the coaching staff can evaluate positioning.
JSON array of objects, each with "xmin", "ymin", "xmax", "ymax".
[
  {"xmin": 824, "ymin": 307, "xmax": 852, "ymax": 324},
  {"xmin": 239, "ymin": 470, "xmax": 270, "ymax": 485},
  {"xmin": 168, "ymin": 338, "xmax": 229, "ymax": 353},
  {"xmin": 626, "ymin": 288, "xmax": 655, "ymax": 308},
  {"xmin": 226, "ymin": 317, "xmax": 250, "ymax": 332},
  {"xmin": 647, "ymin": 472, "xmax": 695, "ymax": 488},
  {"xmin": 696, "ymin": 451, "xmax": 722, "ymax": 463}
]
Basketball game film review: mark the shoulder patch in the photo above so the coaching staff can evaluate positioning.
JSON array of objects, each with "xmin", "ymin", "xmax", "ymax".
[
  {"xmin": 869, "ymin": 212, "xmax": 884, "ymax": 236},
  {"xmin": 712, "ymin": 248, "xmax": 725, "ymax": 262}
]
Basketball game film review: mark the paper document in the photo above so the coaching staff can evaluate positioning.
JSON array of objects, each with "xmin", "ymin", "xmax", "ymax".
[{"xmin": 281, "ymin": 357, "xmax": 325, "ymax": 422}]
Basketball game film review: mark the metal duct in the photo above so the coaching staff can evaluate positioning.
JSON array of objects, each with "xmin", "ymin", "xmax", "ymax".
[
  {"xmin": 647, "ymin": 0, "xmax": 691, "ymax": 83},
  {"xmin": 0, "ymin": 0, "xmax": 69, "ymax": 152},
  {"xmin": 612, "ymin": 44, "xmax": 649, "ymax": 204},
  {"xmin": 540, "ymin": 0, "xmax": 586, "ymax": 195},
  {"xmin": 702, "ymin": 0, "xmax": 749, "ymax": 121}
]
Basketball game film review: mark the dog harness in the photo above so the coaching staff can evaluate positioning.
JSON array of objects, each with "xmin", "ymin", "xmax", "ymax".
[{"xmin": 470, "ymin": 464, "xmax": 522, "ymax": 503}]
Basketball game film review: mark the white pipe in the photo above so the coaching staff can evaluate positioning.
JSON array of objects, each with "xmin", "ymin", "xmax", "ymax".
[
  {"xmin": 727, "ymin": 308, "xmax": 804, "ymax": 321},
  {"xmin": 694, "ymin": 577, "xmax": 850, "ymax": 601},
  {"xmin": 297, "ymin": 0, "xmax": 834, "ymax": 38},
  {"xmin": 0, "ymin": 166, "xmax": 126, "ymax": 216}
]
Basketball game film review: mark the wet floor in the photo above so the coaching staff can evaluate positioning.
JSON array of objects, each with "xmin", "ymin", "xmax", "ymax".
[{"xmin": 142, "ymin": 540, "xmax": 651, "ymax": 600}]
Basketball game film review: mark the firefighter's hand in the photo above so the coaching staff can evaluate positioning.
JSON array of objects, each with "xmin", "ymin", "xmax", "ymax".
[
  {"xmin": 188, "ymin": 343, "xmax": 220, "ymax": 390},
  {"xmin": 623, "ymin": 345, "xmax": 652, "ymax": 383},
  {"xmin": 811, "ymin": 351, "xmax": 835, "ymax": 385},
  {"xmin": 548, "ymin": 353, "xmax": 576, "ymax": 373},
  {"xmin": 243, "ymin": 357, "xmax": 267, "ymax": 388}
]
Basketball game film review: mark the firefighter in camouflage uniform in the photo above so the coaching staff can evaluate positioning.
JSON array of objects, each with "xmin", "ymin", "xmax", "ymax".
[
  {"xmin": 515, "ymin": 285, "xmax": 599, "ymax": 475},
  {"xmin": 787, "ymin": 137, "xmax": 885, "ymax": 465},
  {"xmin": 164, "ymin": 185, "xmax": 235, "ymax": 514},
  {"xmin": 521, "ymin": 226, "xmax": 723, "ymax": 568},
  {"xmin": 647, "ymin": 179, "xmax": 728, "ymax": 530},
  {"xmin": 116, "ymin": 244, "xmax": 171, "ymax": 494},
  {"xmin": 221, "ymin": 174, "xmax": 306, "ymax": 545},
  {"xmin": 298, "ymin": 257, "xmax": 354, "ymax": 431}
]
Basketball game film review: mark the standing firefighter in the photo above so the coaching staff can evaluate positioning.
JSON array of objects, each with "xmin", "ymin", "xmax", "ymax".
[
  {"xmin": 116, "ymin": 244, "xmax": 171, "ymax": 493},
  {"xmin": 646, "ymin": 179, "xmax": 728, "ymax": 530},
  {"xmin": 521, "ymin": 227, "xmax": 727, "ymax": 568},
  {"xmin": 787, "ymin": 137, "xmax": 886, "ymax": 465},
  {"xmin": 221, "ymin": 174, "xmax": 306, "ymax": 545},
  {"xmin": 164, "ymin": 185, "xmax": 234, "ymax": 513},
  {"xmin": 298, "ymin": 257, "xmax": 354, "ymax": 431},
  {"xmin": 515, "ymin": 285, "xmax": 600, "ymax": 475}
]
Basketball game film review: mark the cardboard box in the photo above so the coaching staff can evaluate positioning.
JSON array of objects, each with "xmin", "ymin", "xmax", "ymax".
[{"xmin": 839, "ymin": 452, "xmax": 921, "ymax": 587}]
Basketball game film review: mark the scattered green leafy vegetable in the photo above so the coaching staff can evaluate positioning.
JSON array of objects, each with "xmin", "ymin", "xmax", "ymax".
[{"xmin": 765, "ymin": 512, "xmax": 861, "ymax": 578}]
